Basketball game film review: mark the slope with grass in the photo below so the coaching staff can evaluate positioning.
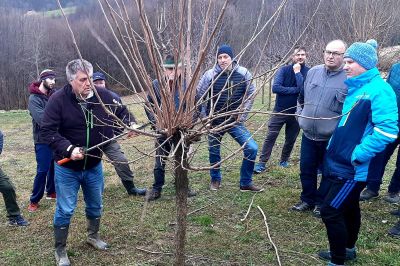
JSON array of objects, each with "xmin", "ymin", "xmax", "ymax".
[{"xmin": 0, "ymin": 95, "xmax": 400, "ymax": 265}]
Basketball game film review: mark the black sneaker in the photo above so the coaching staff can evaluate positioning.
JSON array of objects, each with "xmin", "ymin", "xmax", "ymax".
[
  {"xmin": 389, "ymin": 221, "xmax": 400, "ymax": 237},
  {"xmin": 145, "ymin": 189, "xmax": 161, "ymax": 201},
  {"xmin": 291, "ymin": 201, "xmax": 312, "ymax": 212},
  {"xmin": 318, "ymin": 249, "xmax": 356, "ymax": 261},
  {"xmin": 313, "ymin": 205, "xmax": 321, "ymax": 218},
  {"xmin": 359, "ymin": 189, "xmax": 378, "ymax": 201},
  {"xmin": 383, "ymin": 192, "xmax": 400, "ymax": 204},
  {"xmin": 129, "ymin": 187, "xmax": 147, "ymax": 196},
  {"xmin": 9, "ymin": 215, "xmax": 29, "ymax": 227}
]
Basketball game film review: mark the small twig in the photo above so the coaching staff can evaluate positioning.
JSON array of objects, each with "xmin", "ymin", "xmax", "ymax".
[
  {"xmin": 136, "ymin": 247, "xmax": 173, "ymax": 256},
  {"xmin": 257, "ymin": 205, "xmax": 282, "ymax": 266},
  {"xmin": 240, "ymin": 194, "xmax": 256, "ymax": 222}
]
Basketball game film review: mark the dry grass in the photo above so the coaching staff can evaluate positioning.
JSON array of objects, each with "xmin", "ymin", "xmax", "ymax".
[{"xmin": 0, "ymin": 95, "xmax": 400, "ymax": 265}]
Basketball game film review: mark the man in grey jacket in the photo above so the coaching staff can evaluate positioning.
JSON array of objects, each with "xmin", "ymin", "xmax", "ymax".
[
  {"xmin": 27, "ymin": 69, "xmax": 57, "ymax": 212},
  {"xmin": 292, "ymin": 40, "xmax": 348, "ymax": 217}
]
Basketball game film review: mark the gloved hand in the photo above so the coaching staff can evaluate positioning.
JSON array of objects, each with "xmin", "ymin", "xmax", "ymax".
[{"xmin": 71, "ymin": 147, "xmax": 84, "ymax": 160}]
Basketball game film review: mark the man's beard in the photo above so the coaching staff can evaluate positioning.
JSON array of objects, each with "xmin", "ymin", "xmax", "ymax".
[{"xmin": 43, "ymin": 81, "xmax": 53, "ymax": 90}]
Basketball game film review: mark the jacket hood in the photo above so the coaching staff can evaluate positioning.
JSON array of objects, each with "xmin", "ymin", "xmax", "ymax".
[{"xmin": 28, "ymin": 81, "xmax": 53, "ymax": 96}]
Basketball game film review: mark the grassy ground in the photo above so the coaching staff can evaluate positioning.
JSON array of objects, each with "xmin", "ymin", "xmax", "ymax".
[{"xmin": 0, "ymin": 94, "xmax": 400, "ymax": 266}]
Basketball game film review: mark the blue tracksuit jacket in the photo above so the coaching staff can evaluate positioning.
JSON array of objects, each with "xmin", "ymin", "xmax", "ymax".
[{"xmin": 324, "ymin": 67, "xmax": 398, "ymax": 181}]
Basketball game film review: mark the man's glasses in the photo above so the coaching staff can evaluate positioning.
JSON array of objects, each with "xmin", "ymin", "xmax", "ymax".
[{"xmin": 324, "ymin": 50, "xmax": 344, "ymax": 57}]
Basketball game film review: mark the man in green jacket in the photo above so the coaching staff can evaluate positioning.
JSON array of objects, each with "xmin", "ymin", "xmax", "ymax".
[{"xmin": 0, "ymin": 130, "xmax": 29, "ymax": 226}]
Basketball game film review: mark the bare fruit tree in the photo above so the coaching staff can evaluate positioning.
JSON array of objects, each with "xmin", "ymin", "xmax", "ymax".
[{"xmin": 57, "ymin": 0, "xmax": 323, "ymax": 265}]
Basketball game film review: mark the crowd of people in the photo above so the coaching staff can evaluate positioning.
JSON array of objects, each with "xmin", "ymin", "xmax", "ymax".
[{"xmin": 0, "ymin": 40, "xmax": 399, "ymax": 266}]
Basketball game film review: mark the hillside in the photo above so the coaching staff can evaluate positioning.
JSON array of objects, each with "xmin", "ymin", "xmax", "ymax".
[
  {"xmin": 1, "ymin": 94, "xmax": 400, "ymax": 265},
  {"xmin": 0, "ymin": 0, "xmax": 92, "ymax": 11}
]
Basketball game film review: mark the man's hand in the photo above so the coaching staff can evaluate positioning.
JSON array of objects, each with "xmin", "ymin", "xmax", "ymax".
[
  {"xmin": 293, "ymin": 63, "xmax": 301, "ymax": 74},
  {"xmin": 71, "ymin": 147, "xmax": 84, "ymax": 161},
  {"xmin": 127, "ymin": 123, "xmax": 140, "ymax": 138}
]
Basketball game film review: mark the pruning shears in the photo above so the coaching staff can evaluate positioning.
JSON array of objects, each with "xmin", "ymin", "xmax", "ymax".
[{"xmin": 57, "ymin": 122, "xmax": 150, "ymax": 165}]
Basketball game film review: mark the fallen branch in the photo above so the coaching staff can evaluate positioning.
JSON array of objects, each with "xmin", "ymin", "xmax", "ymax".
[{"xmin": 257, "ymin": 205, "xmax": 281, "ymax": 266}]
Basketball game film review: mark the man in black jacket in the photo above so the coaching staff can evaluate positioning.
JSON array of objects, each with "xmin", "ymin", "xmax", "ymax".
[
  {"xmin": 41, "ymin": 59, "xmax": 134, "ymax": 266},
  {"xmin": 92, "ymin": 72, "xmax": 146, "ymax": 196}
]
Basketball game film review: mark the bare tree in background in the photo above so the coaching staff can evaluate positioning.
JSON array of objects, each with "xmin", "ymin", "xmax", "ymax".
[{"xmin": 1, "ymin": 0, "xmax": 400, "ymax": 110}]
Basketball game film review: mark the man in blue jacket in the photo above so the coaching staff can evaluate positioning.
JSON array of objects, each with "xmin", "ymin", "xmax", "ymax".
[
  {"xmin": 385, "ymin": 61, "xmax": 400, "ymax": 237},
  {"xmin": 254, "ymin": 47, "xmax": 309, "ymax": 173},
  {"xmin": 41, "ymin": 59, "xmax": 136, "ymax": 266},
  {"xmin": 359, "ymin": 61, "xmax": 400, "ymax": 202},
  {"xmin": 318, "ymin": 42, "xmax": 398, "ymax": 266},
  {"xmin": 197, "ymin": 44, "xmax": 263, "ymax": 192}
]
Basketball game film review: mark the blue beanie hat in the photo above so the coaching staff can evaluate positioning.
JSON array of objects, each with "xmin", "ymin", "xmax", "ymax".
[
  {"xmin": 344, "ymin": 42, "xmax": 378, "ymax": 70},
  {"xmin": 366, "ymin": 39, "xmax": 378, "ymax": 50},
  {"xmin": 217, "ymin": 44, "xmax": 234, "ymax": 59},
  {"xmin": 93, "ymin": 72, "xmax": 106, "ymax": 82}
]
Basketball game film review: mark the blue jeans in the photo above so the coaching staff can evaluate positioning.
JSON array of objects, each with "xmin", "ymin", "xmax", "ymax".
[
  {"xmin": 30, "ymin": 144, "xmax": 55, "ymax": 203},
  {"xmin": 367, "ymin": 136, "xmax": 400, "ymax": 193},
  {"xmin": 53, "ymin": 163, "xmax": 104, "ymax": 227},
  {"xmin": 208, "ymin": 123, "xmax": 258, "ymax": 187},
  {"xmin": 299, "ymin": 134, "xmax": 328, "ymax": 206}
]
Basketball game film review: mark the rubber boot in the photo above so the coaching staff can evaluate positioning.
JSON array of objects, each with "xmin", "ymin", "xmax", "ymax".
[
  {"xmin": 121, "ymin": 180, "xmax": 146, "ymax": 196},
  {"xmin": 54, "ymin": 225, "xmax": 71, "ymax": 266},
  {"xmin": 86, "ymin": 217, "xmax": 109, "ymax": 250}
]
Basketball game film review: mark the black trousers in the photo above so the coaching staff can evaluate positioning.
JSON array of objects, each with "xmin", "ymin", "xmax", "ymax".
[
  {"xmin": 320, "ymin": 176, "xmax": 366, "ymax": 265},
  {"xmin": 258, "ymin": 114, "xmax": 300, "ymax": 163}
]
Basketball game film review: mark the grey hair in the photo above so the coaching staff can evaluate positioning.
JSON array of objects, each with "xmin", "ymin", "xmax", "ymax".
[{"xmin": 66, "ymin": 59, "xmax": 93, "ymax": 81}]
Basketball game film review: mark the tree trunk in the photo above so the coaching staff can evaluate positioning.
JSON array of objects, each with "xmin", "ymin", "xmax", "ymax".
[{"xmin": 174, "ymin": 135, "xmax": 189, "ymax": 266}]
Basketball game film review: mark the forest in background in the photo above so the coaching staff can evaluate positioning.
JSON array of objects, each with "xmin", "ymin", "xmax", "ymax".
[{"xmin": 0, "ymin": 0, "xmax": 399, "ymax": 110}]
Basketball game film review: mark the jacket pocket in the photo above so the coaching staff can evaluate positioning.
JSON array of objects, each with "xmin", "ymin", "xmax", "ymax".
[{"xmin": 329, "ymin": 89, "xmax": 346, "ymax": 114}]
